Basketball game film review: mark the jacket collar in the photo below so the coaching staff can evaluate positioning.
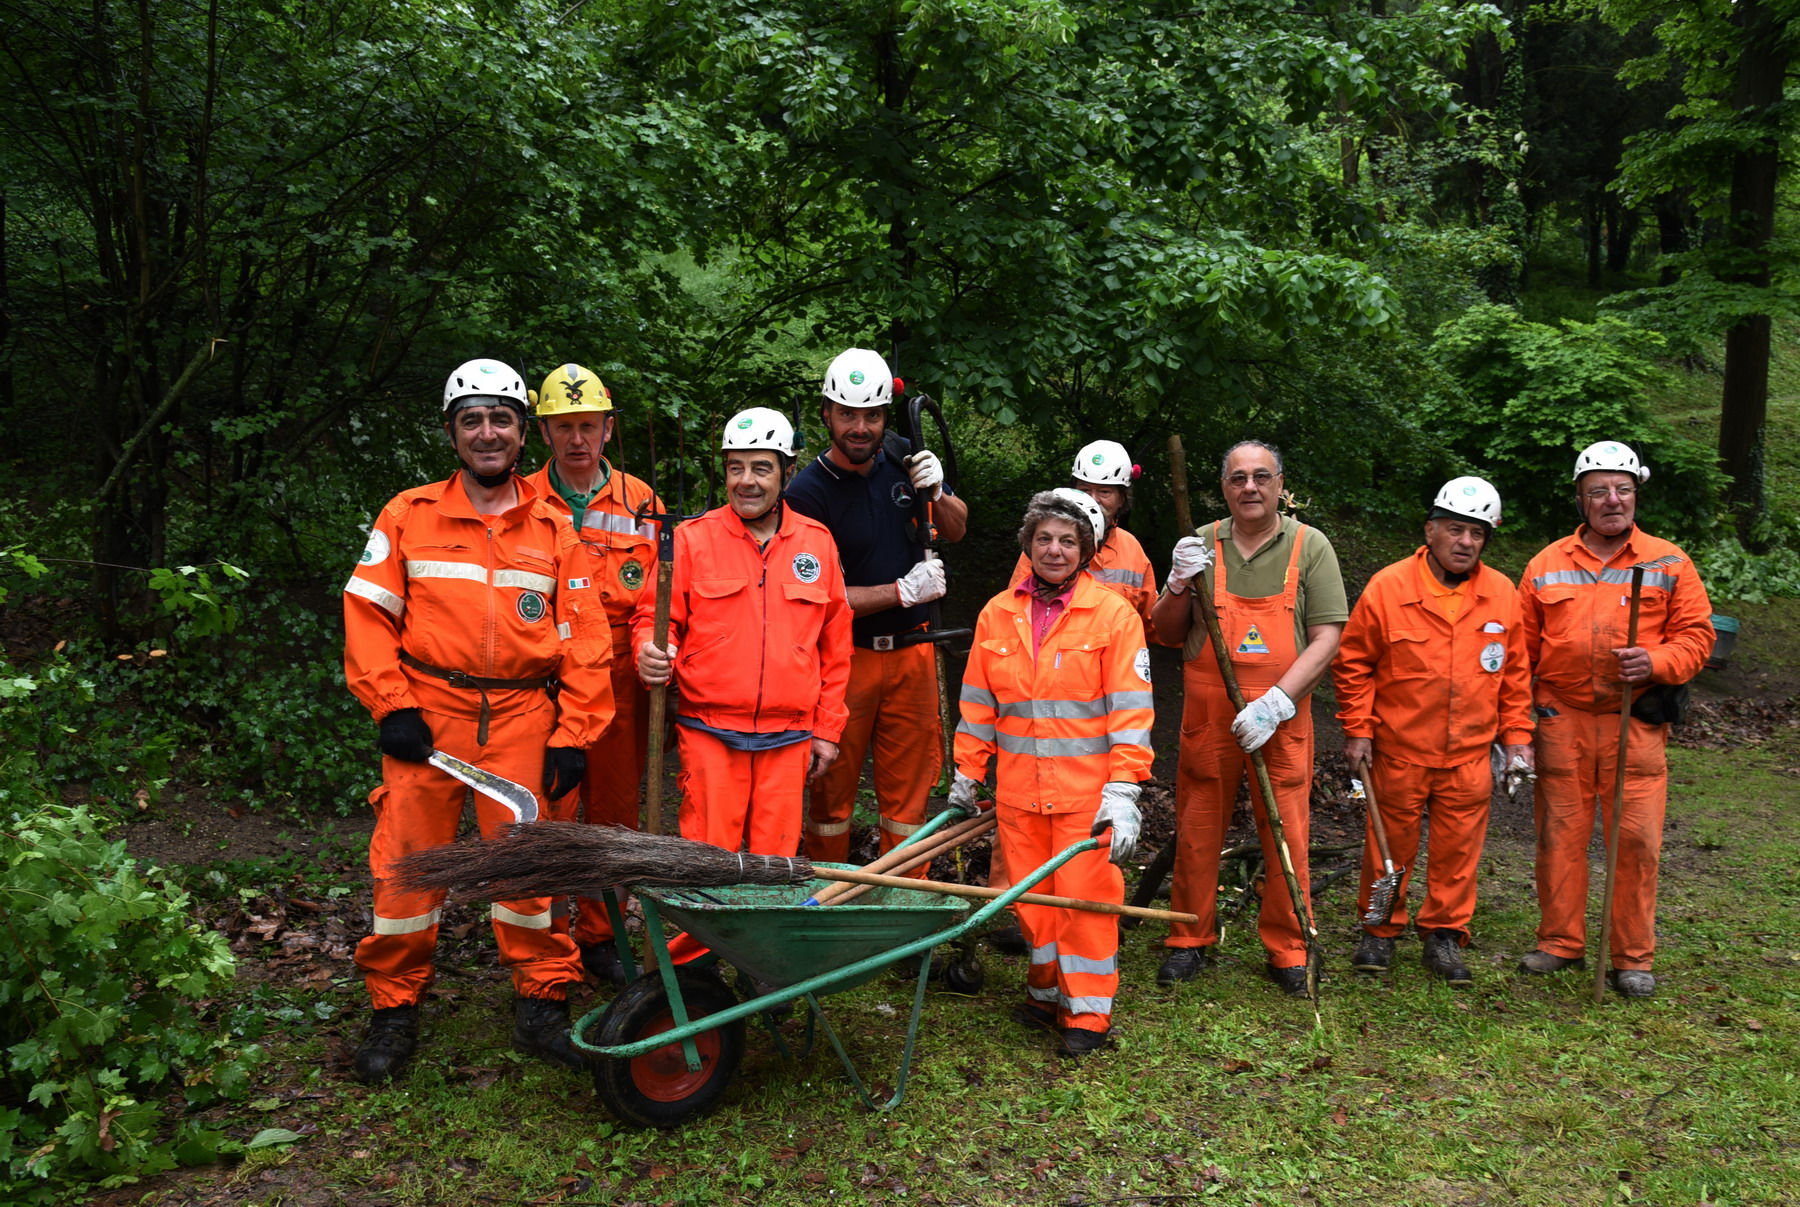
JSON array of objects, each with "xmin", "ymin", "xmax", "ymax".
[
  {"xmin": 1400, "ymin": 545, "xmax": 1501, "ymax": 606},
  {"xmin": 434, "ymin": 469, "xmax": 541, "ymax": 525}
]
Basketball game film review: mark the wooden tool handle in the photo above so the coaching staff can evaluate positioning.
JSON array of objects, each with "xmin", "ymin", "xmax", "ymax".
[
  {"xmin": 642, "ymin": 563, "xmax": 675, "ymax": 836},
  {"xmin": 813, "ymin": 866, "xmax": 1201, "ymax": 924},
  {"xmin": 1168, "ymin": 434, "xmax": 1196, "ymax": 536},
  {"xmin": 1594, "ymin": 564, "xmax": 1646, "ymax": 1004},
  {"xmin": 809, "ymin": 813, "xmax": 995, "ymax": 906},
  {"xmin": 1357, "ymin": 756, "xmax": 1396, "ymax": 869}
]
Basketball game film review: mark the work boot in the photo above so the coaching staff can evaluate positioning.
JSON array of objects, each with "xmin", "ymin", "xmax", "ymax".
[
  {"xmin": 1351, "ymin": 932, "xmax": 1396, "ymax": 974},
  {"xmin": 1156, "ymin": 947, "xmax": 1211, "ymax": 986},
  {"xmin": 1518, "ymin": 949, "xmax": 1585, "ymax": 975},
  {"xmin": 1420, "ymin": 929, "xmax": 1473, "ymax": 985},
  {"xmin": 511, "ymin": 996, "xmax": 588, "ymax": 1072},
  {"xmin": 580, "ymin": 941, "xmax": 629, "ymax": 988},
  {"xmin": 1058, "ymin": 1027, "xmax": 1112, "ymax": 1058},
  {"xmin": 1267, "ymin": 963, "xmax": 1315, "ymax": 998},
  {"xmin": 1011, "ymin": 1000, "xmax": 1058, "ymax": 1034},
  {"xmin": 987, "ymin": 921, "xmax": 1029, "ymax": 955},
  {"xmin": 352, "ymin": 1005, "xmax": 419, "ymax": 1084},
  {"xmin": 1609, "ymin": 969, "xmax": 1657, "ymax": 999}
]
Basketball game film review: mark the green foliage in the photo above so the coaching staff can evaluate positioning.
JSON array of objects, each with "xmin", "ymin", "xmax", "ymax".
[
  {"xmin": 143, "ymin": 564, "xmax": 249, "ymax": 639},
  {"xmin": 0, "ymin": 802, "xmax": 262, "ymax": 1199},
  {"xmin": 1694, "ymin": 534, "xmax": 1800, "ymax": 603},
  {"xmin": 1422, "ymin": 303, "xmax": 1723, "ymax": 536}
]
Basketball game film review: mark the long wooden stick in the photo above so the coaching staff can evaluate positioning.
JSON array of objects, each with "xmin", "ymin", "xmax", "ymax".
[
  {"xmin": 641, "ymin": 561, "xmax": 673, "ymax": 836},
  {"xmin": 808, "ymin": 813, "xmax": 996, "ymax": 906},
  {"xmin": 814, "ymin": 866, "xmax": 1200, "ymax": 924},
  {"xmin": 1594, "ymin": 564, "xmax": 1645, "ymax": 1004}
]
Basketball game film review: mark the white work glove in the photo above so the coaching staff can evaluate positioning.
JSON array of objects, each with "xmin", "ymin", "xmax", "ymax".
[
  {"xmin": 947, "ymin": 772, "xmax": 985, "ymax": 818},
  {"xmin": 896, "ymin": 557, "xmax": 947, "ymax": 607},
  {"xmin": 904, "ymin": 450, "xmax": 944, "ymax": 500},
  {"xmin": 1165, "ymin": 536, "xmax": 1214, "ymax": 595},
  {"xmin": 1091, "ymin": 782, "xmax": 1143, "ymax": 866},
  {"xmin": 1231, "ymin": 685, "xmax": 1296, "ymax": 752}
]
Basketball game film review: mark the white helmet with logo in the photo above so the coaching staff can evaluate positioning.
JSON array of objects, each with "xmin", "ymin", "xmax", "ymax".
[
  {"xmin": 443, "ymin": 358, "xmax": 528, "ymax": 416},
  {"xmin": 1431, "ymin": 476, "xmax": 1503, "ymax": 529},
  {"xmin": 1072, "ymin": 440, "xmax": 1133, "ymax": 486},
  {"xmin": 821, "ymin": 348, "xmax": 894, "ymax": 409},
  {"xmin": 1573, "ymin": 440, "xmax": 1650, "ymax": 483},
  {"xmin": 721, "ymin": 407, "xmax": 797, "ymax": 456},
  {"xmin": 1049, "ymin": 486, "xmax": 1107, "ymax": 548}
]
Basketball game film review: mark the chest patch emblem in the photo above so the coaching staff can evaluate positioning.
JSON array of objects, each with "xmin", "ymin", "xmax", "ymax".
[
  {"xmin": 792, "ymin": 552, "xmax": 822, "ymax": 584},
  {"xmin": 1237, "ymin": 623, "xmax": 1270, "ymax": 655},
  {"xmin": 1480, "ymin": 641, "xmax": 1504, "ymax": 673},
  {"xmin": 619, "ymin": 559, "xmax": 646, "ymax": 591},
  {"xmin": 516, "ymin": 590, "xmax": 548, "ymax": 623},
  {"xmin": 359, "ymin": 529, "xmax": 390, "ymax": 566},
  {"xmin": 890, "ymin": 481, "xmax": 914, "ymax": 510}
]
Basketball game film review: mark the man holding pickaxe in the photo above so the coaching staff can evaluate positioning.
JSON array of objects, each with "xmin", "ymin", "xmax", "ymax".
[
  {"xmin": 523, "ymin": 362, "xmax": 665, "ymax": 987},
  {"xmin": 1517, "ymin": 442, "xmax": 1713, "ymax": 999},
  {"xmin": 1332, "ymin": 477, "xmax": 1533, "ymax": 984}
]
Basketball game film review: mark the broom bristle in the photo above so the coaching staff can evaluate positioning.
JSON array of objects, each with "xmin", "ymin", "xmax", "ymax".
[{"xmin": 389, "ymin": 822, "xmax": 814, "ymax": 900}]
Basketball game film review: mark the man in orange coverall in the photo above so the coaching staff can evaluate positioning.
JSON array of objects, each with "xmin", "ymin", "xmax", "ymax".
[
  {"xmin": 1517, "ymin": 441, "xmax": 1713, "ymax": 999},
  {"xmin": 523, "ymin": 362, "xmax": 664, "ymax": 987},
  {"xmin": 1332, "ymin": 476, "xmax": 1533, "ymax": 985},
  {"xmin": 343, "ymin": 357, "xmax": 614, "ymax": 1083},
  {"xmin": 634, "ymin": 407, "xmax": 852, "ymax": 963}
]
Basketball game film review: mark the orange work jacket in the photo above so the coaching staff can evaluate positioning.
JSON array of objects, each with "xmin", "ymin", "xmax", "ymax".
[
  {"xmin": 343, "ymin": 471, "xmax": 613, "ymax": 747},
  {"xmin": 523, "ymin": 460, "xmax": 662, "ymax": 640},
  {"xmin": 630, "ymin": 503, "xmax": 852, "ymax": 742},
  {"xmin": 955, "ymin": 572, "xmax": 1154, "ymax": 813},
  {"xmin": 1518, "ymin": 525, "xmax": 1714, "ymax": 714},
  {"xmin": 1011, "ymin": 526, "xmax": 1157, "ymax": 643},
  {"xmin": 1333, "ymin": 549, "xmax": 1532, "ymax": 766}
]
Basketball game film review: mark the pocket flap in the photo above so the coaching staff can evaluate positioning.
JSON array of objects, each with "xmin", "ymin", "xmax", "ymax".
[
  {"xmin": 782, "ymin": 582, "xmax": 829, "ymax": 604},
  {"xmin": 694, "ymin": 577, "xmax": 748, "ymax": 600}
]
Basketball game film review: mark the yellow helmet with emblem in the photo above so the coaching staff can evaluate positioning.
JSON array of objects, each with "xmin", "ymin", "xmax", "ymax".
[{"xmin": 530, "ymin": 362, "xmax": 613, "ymax": 418}]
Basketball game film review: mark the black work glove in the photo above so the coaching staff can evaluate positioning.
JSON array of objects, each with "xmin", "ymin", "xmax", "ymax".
[
  {"xmin": 543, "ymin": 746, "xmax": 586, "ymax": 800},
  {"xmin": 378, "ymin": 708, "xmax": 433, "ymax": 763}
]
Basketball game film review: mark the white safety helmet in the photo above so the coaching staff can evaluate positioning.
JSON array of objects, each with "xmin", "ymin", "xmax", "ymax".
[
  {"xmin": 1072, "ymin": 440, "xmax": 1133, "ymax": 486},
  {"xmin": 1573, "ymin": 440, "xmax": 1650, "ymax": 484},
  {"xmin": 1049, "ymin": 486, "xmax": 1107, "ymax": 548},
  {"xmin": 1431, "ymin": 476, "xmax": 1503, "ymax": 529},
  {"xmin": 820, "ymin": 348, "xmax": 894, "ymax": 409},
  {"xmin": 721, "ymin": 407, "xmax": 797, "ymax": 456},
  {"xmin": 444, "ymin": 358, "xmax": 529, "ymax": 416}
]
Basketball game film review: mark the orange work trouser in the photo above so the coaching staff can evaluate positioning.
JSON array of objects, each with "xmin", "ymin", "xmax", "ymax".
[
  {"xmin": 573, "ymin": 636, "xmax": 649, "ymax": 945},
  {"xmin": 356, "ymin": 704, "xmax": 583, "ymax": 1008},
  {"xmin": 1167, "ymin": 677, "xmax": 1314, "ymax": 966},
  {"xmin": 1358, "ymin": 753, "xmax": 1491, "ymax": 942},
  {"xmin": 804, "ymin": 643, "xmax": 940, "ymax": 876},
  {"xmin": 1533, "ymin": 704, "xmax": 1668, "ymax": 970},
  {"xmin": 999, "ymin": 805, "xmax": 1121, "ymax": 1034},
  {"xmin": 667, "ymin": 727, "xmax": 810, "ymax": 963}
]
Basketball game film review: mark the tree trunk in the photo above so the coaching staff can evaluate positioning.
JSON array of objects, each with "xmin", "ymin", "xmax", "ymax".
[
  {"xmin": 1652, "ymin": 189, "xmax": 1692, "ymax": 285},
  {"xmin": 1718, "ymin": 0, "xmax": 1789, "ymax": 544},
  {"xmin": 1585, "ymin": 190, "xmax": 1603, "ymax": 288},
  {"xmin": 1604, "ymin": 195, "xmax": 1640, "ymax": 274}
]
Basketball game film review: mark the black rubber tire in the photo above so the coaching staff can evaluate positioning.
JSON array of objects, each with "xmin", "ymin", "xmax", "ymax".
[
  {"xmin": 943, "ymin": 955, "xmax": 986, "ymax": 996},
  {"xmin": 591, "ymin": 970, "xmax": 745, "ymax": 1129},
  {"xmin": 1124, "ymin": 840, "xmax": 1177, "ymax": 929}
]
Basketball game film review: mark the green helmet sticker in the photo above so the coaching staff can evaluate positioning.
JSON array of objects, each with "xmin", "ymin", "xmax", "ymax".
[
  {"xmin": 1092, "ymin": 454, "xmax": 1104, "ymax": 464},
  {"xmin": 848, "ymin": 370, "xmax": 865, "ymax": 385},
  {"xmin": 736, "ymin": 416, "xmax": 753, "ymax": 429}
]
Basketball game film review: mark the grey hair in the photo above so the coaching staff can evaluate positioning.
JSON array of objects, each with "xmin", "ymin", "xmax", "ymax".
[
  {"xmin": 1018, "ymin": 489, "xmax": 1098, "ymax": 579},
  {"xmin": 1221, "ymin": 440, "xmax": 1284, "ymax": 478}
]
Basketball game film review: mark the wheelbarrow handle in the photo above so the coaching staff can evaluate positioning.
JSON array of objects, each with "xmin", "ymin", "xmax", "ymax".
[{"xmin": 811, "ymin": 862, "xmax": 1199, "ymax": 925}]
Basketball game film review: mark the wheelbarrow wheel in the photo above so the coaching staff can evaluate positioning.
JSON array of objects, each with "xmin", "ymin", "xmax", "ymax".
[{"xmin": 592, "ymin": 970, "xmax": 745, "ymax": 1129}]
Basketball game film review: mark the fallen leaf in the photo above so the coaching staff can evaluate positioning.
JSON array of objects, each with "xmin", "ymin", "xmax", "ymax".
[
  {"xmin": 1331, "ymin": 1109, "xmax": 1348, "ymax": 1126},
  {"xmin": 1307, "ymin": 1055, "xmax": 1333, "ymax": 1072},
  {"xmin": 1222, "ymin": 1059, "xmax": 1253, "ymax": 1074},
  {"xmin": 1746, "ymin": 1019, "xmax": 1766, "ymax": 1032}
]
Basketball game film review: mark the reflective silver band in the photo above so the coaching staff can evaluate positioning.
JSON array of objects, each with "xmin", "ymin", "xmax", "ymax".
[
  {"xmin": 1065, "ymin": 995, "xmax": 1114, "ymax": 1015},
  {"xmin": 1030, "ymin": 942, "xmax": 1058, "ymax": 966},
  {"xmin": 494, "ymin": 569, "xmax": 556, "ymax": 593},
  {"xmin": 959, "ymin": 683, "xmax": 998, "ymax": 709},
  {"xmin": 879, "ymin": 816, "xmax": 922, "ymax": 837},
  {"xmin": 1093, "ymin": 567, "xmax": 1145, "ymax": 587},
  {"xmin": 807, "ymin": 818, "xmax": 852, "ymax": 836},
  {"xmin": 372, "ymin": 907, "xmax": 440, "ymax": 936},
  {"xmin": 491, "ymin": 904, "xmax": 552, "ymax": 930},
  {"xmin": 1109, "ymin": 728, "xmax": 1154, "ymax": 748},
  {"xmin": 996, "ymin": 732, "xmax": 1111, "ymax": 758},
  {"xmin": 956, "ymin": 718, "xmax": 997, "ymax": 741},
  {"xmin": 345, "ymin": 575, "xmax": 405, "ymax": 618},
  {"xmin": 407, "ymin": 559, "xmax": 487, "ymax": 584},
  {"xmin": 1058, "ymin": 952, "xmax": 1119, "ymax": 976}
]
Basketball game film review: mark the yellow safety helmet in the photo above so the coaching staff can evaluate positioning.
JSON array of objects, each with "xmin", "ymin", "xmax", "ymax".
[{"xmin": 530, "ymin": 363, "xmax": 614, "ymax": 419}]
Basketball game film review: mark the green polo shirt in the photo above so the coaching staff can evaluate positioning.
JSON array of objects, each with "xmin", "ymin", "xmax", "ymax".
[
  {"xmin": 548, "ymin": 459, "xmax": 612, "ymax": 529},
  {"xmin": 1177, "ymin": 514, "xmax": 1349, "ymax": 663}
]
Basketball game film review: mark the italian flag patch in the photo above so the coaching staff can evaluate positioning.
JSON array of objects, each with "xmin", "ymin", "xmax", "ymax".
[{"xmin": 567, "ymin": 577, "xmax": 592, "ymax": 590}]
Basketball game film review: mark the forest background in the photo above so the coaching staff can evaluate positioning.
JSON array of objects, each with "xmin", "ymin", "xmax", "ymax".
[{"xmin": 3, "ymin": 0, "xmax": 1799, "ymax": 1201}]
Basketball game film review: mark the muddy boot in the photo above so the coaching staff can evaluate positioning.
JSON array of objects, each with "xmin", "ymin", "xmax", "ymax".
[
  {"xmin": 1518, "ymin": 949, "xmax": 1584, "ymax": 975},
  {"xmin": 1609, "ymin": 969, "xmax": 1656, "ymax": 999},
  {"xmin": 987, "ymin": 921, "xmax": 1029, "ymax": 955},
  {"xmin": 1351, "ymin": 932, "xmax": 1396, "ymax": 974},
  {"xmin": 580, "ymin": 941, "xmax": 629, "ymax": 988},
  {"xmin": 511, "ymin": 996, "xmax": 587, "ymax": 1071},
  {"xmin": 1421, "ymin": 929, "xmax": 1472, "ymax": 985},
  {"xmin": 1059, "ymin": 1027, "xmax": 1113, "ymax": 1058},
  {"xmin": 1156, "ymin": 947, "xmax": 1211, "ymax": 986},
  {"xmin": 353, "ymin": 1005, "xmax": 419, "ymax": 1084}
]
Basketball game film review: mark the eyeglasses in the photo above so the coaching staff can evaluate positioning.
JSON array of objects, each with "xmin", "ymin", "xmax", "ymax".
[
  {"xmin": 1581, "ymin": 485, "xmax": 1637, "ymax": 501},
  {"xmin": 1225, "ymin": 471, "xmax": 1278, "ymax": 488}
]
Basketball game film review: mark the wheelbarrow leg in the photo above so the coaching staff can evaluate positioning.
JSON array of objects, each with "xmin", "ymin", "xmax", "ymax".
[
  {"xmin": 638, "ymin": 897, "xmax": 704, "ymax": 1073},
  {"xmin": 600, "ymin": 888, "xmax": 639, "ymax": 983},
  {"xmin": 807, "ymin": 944, "xmax": 935, "ymax": 1112}
]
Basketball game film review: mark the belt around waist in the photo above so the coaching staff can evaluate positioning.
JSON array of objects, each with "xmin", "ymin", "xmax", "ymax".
[
  {"xmin": 854, "ymin": 625, "xmax": 929, "ymax": 652},
  {"xmin": 400, "ymin": 652, "xmax": 555, "ymax": 744}
]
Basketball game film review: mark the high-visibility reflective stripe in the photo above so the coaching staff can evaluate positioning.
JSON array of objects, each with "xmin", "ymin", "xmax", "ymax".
[
  {"xmin": 582, "ymin": 512, "xmax": 655, "ymax": 540},
  {"xmin": 1108, "ymin": 728, "xmax": 1154, "ymax": 748},
  {"xmin": 494, "ymin": 569, "xmax": 556, "ymax": 593},
  {"xmin": 345, "ymin": 575, "xmax": 405, "ymax": 618},
  {"xmin": 407, "ymin": 559, "xmax": 487, "ymax": 584},
  {"xmin": 491, "ymin": 904, "xmax": 552, "ymax": 930},
  {"xmin": 372, "ymin": 907, "xmax": 440, "ymax": 935},
  {"xmin": 1065, "ymin": 995, "xmax": 1114, "ymax": 1015},
  {"xmin": 996, "ymin": 732, "xmax": 1110, "ymax": 758},
  {"xmin": 1030, "ymin": 942, "xmax": 1058, "ymax": 966},
  {"xmin": 1104, "ymin": 691, "xmax": 1154, "ymax": 711},
  {"xmin": 1027, "ymin": 984, "xmax": 1061, "ymax": 1003},
  {"xmin": 956, "ymin": 718, "xmax": 997, "ymax": 741},
  {"xmin": 1093, "ymin": 567, "xmax": 1145, "ymax": 588},
  {"xmin": 997, "ymin": 698, "xmax": 1107, "ymax": 721},
  {"xmin": 960, "ymin": 683, "xmax": 997, "ymax": 709},
  {"xmin": 1533, "ymin": 566, "xmax": 1681, "ymax": 593},
  {"xmin": 879, "ymin": 816, "xmax": 922, "ymax": 836},
  {"xmin": 1058, "ymin": 952, "xmax": 1118, "ymax": 976},
  {"xmin": 557, "ymin": 622, "xmax": 572, "ymax": 640},
  {"xmin": 807, "ymin": 818, "xmax": 852, "ymax": 836}
]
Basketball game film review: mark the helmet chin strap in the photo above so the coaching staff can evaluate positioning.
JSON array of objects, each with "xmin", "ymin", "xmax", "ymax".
[{"xmin": 1425, "ymin": 547, "xmax": 1473, "ymax": 587}]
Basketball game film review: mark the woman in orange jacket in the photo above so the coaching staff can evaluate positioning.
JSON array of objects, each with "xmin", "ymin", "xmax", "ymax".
[{"xmin": 952, "ymin": 489, "xmax": 1153, "ymax": 1058}]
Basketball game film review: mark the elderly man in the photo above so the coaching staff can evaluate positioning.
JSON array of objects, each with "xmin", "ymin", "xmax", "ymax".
[
  {"xmin": 1516, "ymin": 442, "xmax": 1713, "ymax": 998},
  {"xmin": 523, "ymin": 363, "xmax": 664, "ymax": 987},
  {"xmin": 1150, "ymin": 440, "xmax": 1348, "ymax": 996},
  {"xmin": 342, "ymin": 358, "xmax": 613, "ymax": 1081},
  {"xmin": 1333, "ymin": 477, "xmax": 1533, "ymax": 984}
]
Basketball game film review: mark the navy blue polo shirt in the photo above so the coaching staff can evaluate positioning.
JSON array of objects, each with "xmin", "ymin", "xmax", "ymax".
[{"xmin": 785, "ymin": 446, "xmax": 950, "ymax": 644}]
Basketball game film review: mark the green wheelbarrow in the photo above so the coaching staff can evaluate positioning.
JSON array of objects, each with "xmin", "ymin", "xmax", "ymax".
[{"xmin": 572, "ymin": 810, "xmax": 1101, "ymax": 1129}]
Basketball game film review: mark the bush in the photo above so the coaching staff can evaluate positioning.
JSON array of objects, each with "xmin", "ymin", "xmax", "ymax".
[
  {"xmin": 1421, "ymin": 303, "xmax": 1725, "ymax": 539},
  {"xmin": 0, "ymin": 801, "xmax": 261, "ymax": 1200}
]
